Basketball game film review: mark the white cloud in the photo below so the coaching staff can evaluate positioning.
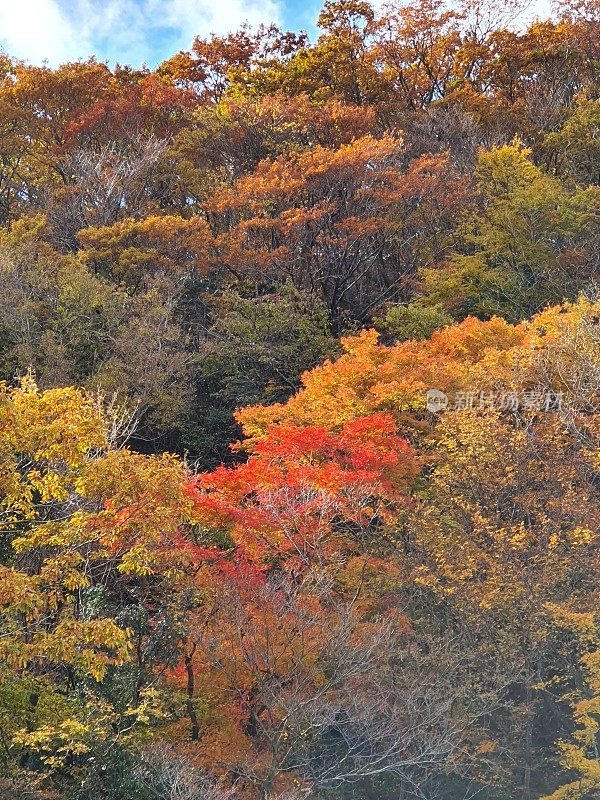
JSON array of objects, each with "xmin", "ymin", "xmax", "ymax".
[
  {"xmin": 152, "ymin": 0, "xmax": 282, "ymax": 36},
  {"xmin": 0, "ymin": 0, "xmax": 93, "ymax": 63},
  {"xmin": 518, "ymin": 0, "xmax": 554, "ymax": 26},
  {"xmin": 0, "ymin": 0, "xmax": 283, "ymax": 66}
]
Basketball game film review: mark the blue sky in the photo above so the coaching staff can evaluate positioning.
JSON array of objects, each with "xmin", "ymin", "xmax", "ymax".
[{"xmin": 0, "ymin": 0, "xmax": 552, "ymax": 69}]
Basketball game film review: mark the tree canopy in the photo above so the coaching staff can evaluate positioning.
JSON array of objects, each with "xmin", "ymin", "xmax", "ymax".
[{"xmin": 2, "ymin": 2, "xmax": 600, "ymax": 798}]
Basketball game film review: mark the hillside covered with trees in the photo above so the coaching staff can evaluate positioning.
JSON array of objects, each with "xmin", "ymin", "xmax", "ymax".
[{"xmin": 1, "ymin": 1, "xmax": 600, "ymax": 798}]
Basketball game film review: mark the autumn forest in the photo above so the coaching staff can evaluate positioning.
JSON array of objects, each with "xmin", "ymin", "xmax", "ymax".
[{"xmin": 1, "ymin": 0, "xmax": 600, "ymax": 798}]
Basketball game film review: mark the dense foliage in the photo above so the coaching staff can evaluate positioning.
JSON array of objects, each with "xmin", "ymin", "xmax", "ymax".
[{"xmin": 1, "ymin": 1, "xmax": 600, "ymax": 798}]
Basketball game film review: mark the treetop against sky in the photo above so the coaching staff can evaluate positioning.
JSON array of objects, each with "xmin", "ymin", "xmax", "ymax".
[{"xmin": 0, "ymin": 0, "xmax": 553, "ymax": 69}]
